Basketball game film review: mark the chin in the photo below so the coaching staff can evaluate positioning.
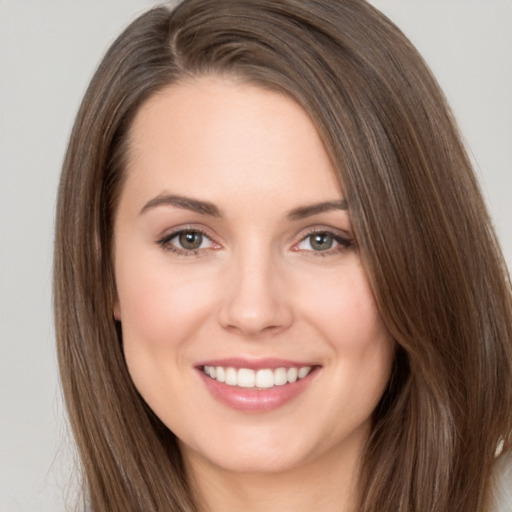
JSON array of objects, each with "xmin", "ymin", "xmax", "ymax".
[{"xmin": 178, "ymin": 424, "xmax": 316, "ymax": 475}]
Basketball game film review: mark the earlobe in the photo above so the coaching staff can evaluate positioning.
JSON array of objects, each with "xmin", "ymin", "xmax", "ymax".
[{"xmin": 113, "ymin": 301, "xmax": 121, "ymax": 321}]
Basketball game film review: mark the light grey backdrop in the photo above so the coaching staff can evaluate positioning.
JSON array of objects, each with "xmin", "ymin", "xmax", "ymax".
[{"xmin": 1, "ymin": 1, "xmax": 510, "ymax": 510}]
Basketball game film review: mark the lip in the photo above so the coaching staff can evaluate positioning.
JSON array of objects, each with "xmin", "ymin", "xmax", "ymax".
[
  {"xmin": 196, "ymin": 357, "xmax": 316, "ymax": 370},
  {"xmin": 196, "ymin": 358, "xmax": 320, "ymax": 413}
]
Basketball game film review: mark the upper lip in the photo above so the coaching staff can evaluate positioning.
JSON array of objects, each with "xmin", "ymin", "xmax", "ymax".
[{"xmin": 196, "ymin": 358, "xmax": 319, "ymax": 371}]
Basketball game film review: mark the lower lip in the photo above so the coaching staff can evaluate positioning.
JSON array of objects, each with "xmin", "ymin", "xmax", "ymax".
[{"xmin": 198, "ymin": 368, "xmax": 318, "ymax": 412}]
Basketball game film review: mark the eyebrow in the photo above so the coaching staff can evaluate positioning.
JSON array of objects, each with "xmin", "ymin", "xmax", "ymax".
[
  {"xmin": 139, "ymin": 194, "xmax": 222, "ymax": 217},
  {"xmin": 139, "ymin": 193, "xmax": 347, "ymax": 220},
  {"xmin": 286, "ymin": 199, "xmax": 348, "ymax": 220}
]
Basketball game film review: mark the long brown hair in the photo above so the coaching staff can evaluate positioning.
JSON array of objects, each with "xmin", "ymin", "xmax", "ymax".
[{"xmin": 54, "ymin": 1, "xmax": 512, "ymax": 510}]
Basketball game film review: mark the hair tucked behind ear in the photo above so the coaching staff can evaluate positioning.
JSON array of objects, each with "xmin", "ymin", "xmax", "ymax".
[{"xmin": 54, "ymin": 1, "xmax": 512, "ymax": 510}]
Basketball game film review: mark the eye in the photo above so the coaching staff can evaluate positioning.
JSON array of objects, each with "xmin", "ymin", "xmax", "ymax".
[
  {"xmin": 295, "ymin": 230, "xmax": 352, "ymax": 254},
  {"xmin": 177, "ymin": 231, "xmax": 206, "ymax": 250},
  {"xmin": 306, "ymin": 232, "xmax": 335, "ymax": 251},
  {"xmin": 157, "ymin": 228, "xmax": 219, "ymax": 255}
]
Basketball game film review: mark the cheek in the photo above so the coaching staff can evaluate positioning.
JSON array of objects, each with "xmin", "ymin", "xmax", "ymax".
[
  {"xmin": 112, "ymin": 211, "xmax": 228, "ymax": 405},
  {"xmin": 115, "ymin": 256, "xmax": 219, "ymax": 414},
  {"xmin": 297, "ymin": 262, "xmax": 388, "ymax": 351},
  {"xmin": 295, "ymin": 261, "xmax": 394, "ymax": 404},
  {"xmin": 114, "ymin": 247, "xmax": 219, "ymax": 359}
]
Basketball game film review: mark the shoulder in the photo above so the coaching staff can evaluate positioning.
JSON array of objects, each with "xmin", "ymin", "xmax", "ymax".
[{"xmin": 490, "ymin": 451, "xmax": 512, "ymax": 512}]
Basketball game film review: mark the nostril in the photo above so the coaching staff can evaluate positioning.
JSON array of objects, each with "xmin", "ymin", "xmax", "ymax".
[{"xmin": 217, "ymin": 263, "xmax": 294, "ymax": 335}]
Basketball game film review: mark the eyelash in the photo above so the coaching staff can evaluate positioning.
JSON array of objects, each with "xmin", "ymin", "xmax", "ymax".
[
  {"xmin": 294, "ymin": 228, "xmax": 353, "ymax": 257},
  {"xmin": 156, "ymin": 227, "xmax": 353, "ymax": 257},
  {"xmin": 156, "ymin": 227, "xmax": 217, "ymax": 257}
]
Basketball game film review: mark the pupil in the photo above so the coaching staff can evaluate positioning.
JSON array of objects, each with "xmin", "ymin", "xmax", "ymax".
[
  {"xmin": 311, "ymin": 233, "xmax": 333, "ymax": 251},
  {"xmin": 179, "ymin": 231, "xmax": 202, "ymax": 250}
]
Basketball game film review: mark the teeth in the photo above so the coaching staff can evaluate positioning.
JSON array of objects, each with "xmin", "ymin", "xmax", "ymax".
[
  {"xmin": 298, "ymin": 367, "xmax": 310, "ymax": 379},
  {"xmin": 255, "ymin": 369, "xmax": 274, "ymax": 389},
  {"xmin": 237, "ymin": 368, "xmax": 255, "ymax": 388},
  {"xmin": 274, "ymin": 367, "xmax": 287, "ymax": 386},
  {"xmin": 287, "ymin": 367, "xmax": 298, "ymax": 383},
  {"xmin": 225, "ymin": 367, "xmax": 237, "ymax": 386},
  {"xmin": 202, "ymin": 365, "xmax": 313, "ymax": 389}
]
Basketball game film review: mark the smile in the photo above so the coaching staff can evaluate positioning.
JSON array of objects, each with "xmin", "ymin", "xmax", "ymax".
[
  {"xmin": 198, "ymin": 360, "xmax": 319, "ymax": 412},
  {"xmin": 202, "ymin": 365, "xmax": 313, "ymax": 389}
]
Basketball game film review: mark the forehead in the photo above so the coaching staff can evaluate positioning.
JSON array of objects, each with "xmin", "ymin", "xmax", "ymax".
[{"xmin": 122, "ymin": 76, "xmax": 342, "ymax": 212}]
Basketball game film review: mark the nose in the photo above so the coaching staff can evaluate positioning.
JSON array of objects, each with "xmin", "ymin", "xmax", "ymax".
[{"xmin": 217, "ymin": 248, "xmax": 294, "ymax": 337}]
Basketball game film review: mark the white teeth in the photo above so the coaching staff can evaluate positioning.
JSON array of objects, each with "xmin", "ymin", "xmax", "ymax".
[
  {"xmin": 298, "ymin": 366, "xmax": 310, "ymax": 379},
  {"xmin": 255, "ymin": 369, "xmax": 274, "ymax": 389},
  {"xmin": 274, "ymin": 367, "xmax": 287, "ymax": 386},
  {"xmin": 225, "ymin": 367, "xmax": 237, "ymax": 386},
  {"xmin": 216, "ymin": 366, "xmax": 225, "ymax": 383},
  {"xmin": 203, "ymin": 365, "xmax": 313, "ymax": 388},
  {"xmin": 287, "ymin": 367, "xmax": 298, "ymax": 383},
  {"xmin": 237, "ymin": 368, "xmax": 255, "ymax": 388}
]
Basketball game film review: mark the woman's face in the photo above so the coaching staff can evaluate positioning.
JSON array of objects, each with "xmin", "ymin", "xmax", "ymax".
[{"xmin": 113, "ymin": 77, "xmax": 394, "ymax": 475}]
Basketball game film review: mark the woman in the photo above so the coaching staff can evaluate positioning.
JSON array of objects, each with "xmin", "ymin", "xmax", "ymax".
[{"xmin": 53, "ymin": 0, "xmax": 512, "ymax": 510}]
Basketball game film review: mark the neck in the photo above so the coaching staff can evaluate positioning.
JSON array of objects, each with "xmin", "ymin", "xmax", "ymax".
[{"xmin": 182, "ymin": 439, "xmax": 363, "ymax": 512}]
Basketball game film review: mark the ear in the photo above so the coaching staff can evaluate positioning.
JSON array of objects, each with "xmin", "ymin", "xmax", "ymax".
[{"xmin": 113, "ymin": 300, "xmax": 121, "ymax": 321}]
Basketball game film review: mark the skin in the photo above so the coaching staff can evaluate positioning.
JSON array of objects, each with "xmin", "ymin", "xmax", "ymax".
[{"xmin": 113, "ymin": 76, "xmax": 394, "ymax": 512}]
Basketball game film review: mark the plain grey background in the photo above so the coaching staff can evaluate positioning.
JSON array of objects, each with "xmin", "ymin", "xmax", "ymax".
[{"xmin": 1, "ymin": 1, "xmax": 511, "ymax": 510}]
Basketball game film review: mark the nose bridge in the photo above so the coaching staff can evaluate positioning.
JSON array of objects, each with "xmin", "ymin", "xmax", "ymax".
[{"xmin": 218, "ymin": 237, "xmax": 293, "ymax": 336}]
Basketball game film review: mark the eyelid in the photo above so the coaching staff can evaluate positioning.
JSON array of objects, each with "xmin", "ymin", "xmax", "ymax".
[
  {"xmin": 156, "ymin": 224, "xmax": 222, "ymax": 254},
  {"xmin": 291, "ymin": 225, "xmax": 354, "ymax": 253},
  {"xmin": 296, "ymin": 225, "xmax": 353, "ymax": 242}
]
